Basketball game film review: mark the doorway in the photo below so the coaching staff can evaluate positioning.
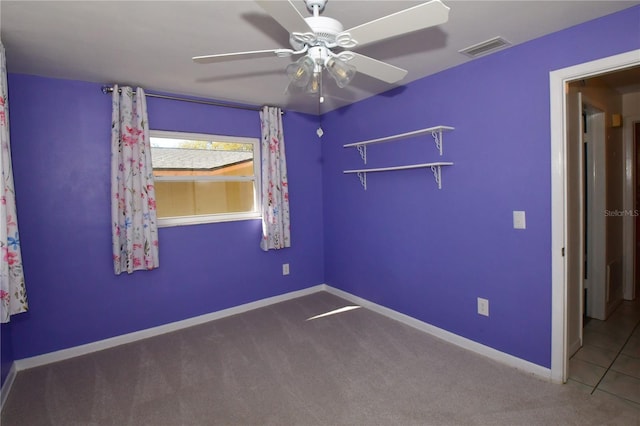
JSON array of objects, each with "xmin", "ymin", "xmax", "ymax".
[{"xmin": 550, "ymin": 49, "xmax": 640, "ymax": 383}]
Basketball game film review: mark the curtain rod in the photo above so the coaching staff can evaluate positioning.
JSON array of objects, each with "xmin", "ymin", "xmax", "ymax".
[{"xmin": 101, "ymin": 86, "xmax": 280, "ymax": 114}]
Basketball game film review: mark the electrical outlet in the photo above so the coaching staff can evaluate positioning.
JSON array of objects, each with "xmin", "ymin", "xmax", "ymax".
[
  {"xmin": 513, "ymin": 211, "xmax": 526, "ymax": 229},
  {"xmin": 477, "ymin": 297, "xmax": 489, "ymax": 316},
  {"xmin": 282, "ymin": 263, "xmax": 290, "ymax": 276}
]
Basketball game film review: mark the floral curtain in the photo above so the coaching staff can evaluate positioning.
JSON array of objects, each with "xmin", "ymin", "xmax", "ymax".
[
  {"xmin": 111, "ymin": 85, "xmax": 159, "ymax": 274},
  {"xmin": 260, "ymin": 106, "xmax": 290, "ymax": 251},
  {"xmin": 0, "ymin": 41, "xmax": 28, "ymax": 322}
]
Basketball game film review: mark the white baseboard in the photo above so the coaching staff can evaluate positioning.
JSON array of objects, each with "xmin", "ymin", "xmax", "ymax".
[
  {"xmin": 323, "ymin": 286, "xmax": 552, "ymax": 381},
  {"xmin": 1, "ymin": 362, "xmax": 17, "ymax": 410},
  {"xmin": 14, "ymin": 284, "xmax": 326, "ymax": 371},
  {"xmin": 11, "ymin": 283, "xmax": 551, "ymax": 384}
]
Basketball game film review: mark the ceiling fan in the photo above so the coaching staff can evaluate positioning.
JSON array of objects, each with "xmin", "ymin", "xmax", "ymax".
[{"xmin": 193, "ymin": 0, "xmax": 450, "ymax": 102}]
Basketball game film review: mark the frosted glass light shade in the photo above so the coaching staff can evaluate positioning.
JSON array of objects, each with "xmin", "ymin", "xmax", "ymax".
[
  {"xmin": 325, "ymin": 57, "xmax": 356, "ymax": 88},
  {"xmin": 306, "ymin": 72, "xmax": 321, "ymax": 94},
  {"xmin": 286, "ymin": 56, "xmax": 315, "ymax": 88}
]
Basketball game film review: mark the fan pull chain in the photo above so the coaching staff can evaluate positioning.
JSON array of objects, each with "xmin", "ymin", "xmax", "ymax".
[
  {"xmin": 319, "ymin": 68, "xmax": 324, "ymax": 104},
  {"xmin": 317, "ymin": 69, "xmax": 324, "ymax": 138}
]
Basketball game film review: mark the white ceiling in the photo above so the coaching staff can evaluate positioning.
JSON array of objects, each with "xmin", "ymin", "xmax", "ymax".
[{"xmin": 2, "ymin": 1, "xmax": 638, "ymax": 115}]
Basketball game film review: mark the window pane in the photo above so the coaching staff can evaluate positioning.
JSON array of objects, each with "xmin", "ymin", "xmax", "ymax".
[
  {"xmin": 149, "ymin": 133, "xmax": 260, "ymax": 225},
  {"xmin": 150, "ymin": 138, "xmax": 255, "ymax": 177},
  {"xmin": 155, "ymin": 180, "xmax": 255, "ymax": 218}
]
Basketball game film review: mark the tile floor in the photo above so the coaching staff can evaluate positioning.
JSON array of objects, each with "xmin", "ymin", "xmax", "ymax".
[{"xmin": 569, "ymin": 298, "xmax": 640, "ymax": 408}]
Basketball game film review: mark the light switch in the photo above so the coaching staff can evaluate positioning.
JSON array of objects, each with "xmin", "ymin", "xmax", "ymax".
[{"xmin": 513, "ymin": 211, "xmax": 526, "ymax": 229}]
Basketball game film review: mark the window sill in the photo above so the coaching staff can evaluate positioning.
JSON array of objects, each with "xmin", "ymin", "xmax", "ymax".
[{"xmin": 158, "ymin": 212, "xmax": 262, "ymax": 228}]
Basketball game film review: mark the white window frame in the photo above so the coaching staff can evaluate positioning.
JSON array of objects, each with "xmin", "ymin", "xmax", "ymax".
[{"xmin": 150, "ymin": 130, "xmax": 261, "ymax": 227}]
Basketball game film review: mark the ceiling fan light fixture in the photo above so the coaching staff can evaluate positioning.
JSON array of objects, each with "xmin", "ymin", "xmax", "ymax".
[
  {"xmin": 286, "ymin": 56, "xmax": 315, "ymax": 87},
  {"xmin": 325, "ymin": 57, "xmax": 356, "ymax": 88},
  {"xmin": 195, "ymin": 0, "xmax": 451, "ymax": 111}
]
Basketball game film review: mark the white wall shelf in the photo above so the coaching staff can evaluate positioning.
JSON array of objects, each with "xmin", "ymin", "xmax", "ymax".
[
  {"xmin": 343, "ymin": 125, "xmax": 454, "ymax": 164},
  {"xmin": 343, "ymin": 125, "xmax": 454, "ymax": 190},
  {"xmin": 344, "ymin": 162, "xmax": 453, "ymax": 190}
]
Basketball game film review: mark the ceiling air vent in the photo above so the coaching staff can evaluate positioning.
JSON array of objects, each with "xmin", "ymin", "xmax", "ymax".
[{"xmin": 459, "ymin": 36, "xmax": 511, "ymax": 58}]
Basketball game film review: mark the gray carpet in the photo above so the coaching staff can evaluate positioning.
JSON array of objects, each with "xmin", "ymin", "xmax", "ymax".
[{"xmin": 2, "ymin": 291, "xmax": 639, "ymax": 425}]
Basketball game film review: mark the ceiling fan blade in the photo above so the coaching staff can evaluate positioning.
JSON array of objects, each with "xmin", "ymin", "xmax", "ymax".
[
  {"xmin": 348, "ymin": 53, "xmax": 408, "ymax": 84},
  {"xmin": 193, "ymin": 49, "xmax": 292, "ymax": 64},
  {"xmin": 342, "ymin": 0, "xmax": 450, "ymax": 48},
  {"xmin": 255, "ymin": 0, "xmax": 313, "ymax": 34}
]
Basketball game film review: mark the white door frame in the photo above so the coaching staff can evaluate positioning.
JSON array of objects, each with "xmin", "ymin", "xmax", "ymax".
[{"xmin": 549, "ymin": 49, "xmax": 640, "ymax": 383}]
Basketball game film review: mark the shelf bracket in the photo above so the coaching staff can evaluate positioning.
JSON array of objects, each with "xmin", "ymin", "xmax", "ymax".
[
  {"xmin": 357, "ymin": 171, "xmax": 367, "ymax": 190},
  {"xmin": 431, "ymin": 129, "xmax": 444, "ymax": 156},
  {"xmin": 430, "ymin": 165, "xmax": 443, "ymax": 189},
  {"xmin": 357, "ymin": 145, "xmax": 367, "ymax": 164}
]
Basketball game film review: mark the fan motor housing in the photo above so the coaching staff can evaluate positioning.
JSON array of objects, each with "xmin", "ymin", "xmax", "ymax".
[{"xmin": 305, "ymin": 16, "xmax": 343, "ymax": 44}]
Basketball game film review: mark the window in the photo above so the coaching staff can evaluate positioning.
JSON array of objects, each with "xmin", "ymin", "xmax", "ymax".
[{"xmin": 150, "ymin": 130, "xmax": 261, "ymax": 226}]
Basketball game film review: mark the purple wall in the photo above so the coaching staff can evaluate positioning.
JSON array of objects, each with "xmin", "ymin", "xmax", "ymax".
[
  {"xmin": 321, "ymin": 6, "xmax": 639, "ymax": 368},
  {"xmin": 6, "ymin": 74, "xmax": 324, "ymax": 359}
]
